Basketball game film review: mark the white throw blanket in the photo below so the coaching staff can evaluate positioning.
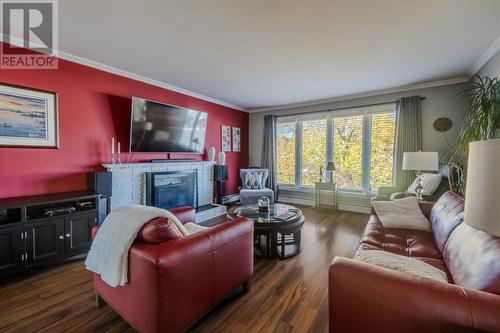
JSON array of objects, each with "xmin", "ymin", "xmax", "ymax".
[{"xmin": 85, "ymin": 205, "xmax": 189, "ymax": 287}]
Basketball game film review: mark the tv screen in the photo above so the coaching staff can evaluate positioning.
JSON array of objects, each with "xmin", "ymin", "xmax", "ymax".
[{"xmin": 130, "ymin": 97, "xmax": 208, "ymax": 153}]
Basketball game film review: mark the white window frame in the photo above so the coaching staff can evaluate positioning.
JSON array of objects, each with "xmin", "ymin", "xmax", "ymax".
[{"xmin": 276, "ymin": 103, "xmax": 396, "ymax": 194}]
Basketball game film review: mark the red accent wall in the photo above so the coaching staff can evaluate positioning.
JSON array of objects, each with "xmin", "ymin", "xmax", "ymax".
[{"xmin": 0, "ymin": 44, "xmax": 248, "ymax": 199}]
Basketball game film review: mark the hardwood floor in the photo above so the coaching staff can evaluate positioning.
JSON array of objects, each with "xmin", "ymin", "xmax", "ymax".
[{"xmin": 0, "ymin": 206, "xmax": 368, "ymax": 333}]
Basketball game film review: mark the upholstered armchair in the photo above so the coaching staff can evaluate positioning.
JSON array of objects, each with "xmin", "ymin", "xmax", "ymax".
[
  {"xmin": 239, "ymin": 169, "xmax": 275, "ymax": 205},
  {"xmin": 375, "ymin": 167, "xmax": 453, "ymax": 202}
]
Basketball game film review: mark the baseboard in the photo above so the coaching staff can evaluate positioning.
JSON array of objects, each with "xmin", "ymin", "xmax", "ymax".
[{"xmin": 277, "ymin": 196, "xmax": 370, "ymax": 214}]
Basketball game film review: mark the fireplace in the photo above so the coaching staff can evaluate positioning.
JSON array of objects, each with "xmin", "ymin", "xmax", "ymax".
[{"xmin": 145, "ymin": 171, "xmax": 198, "ymax": 210}]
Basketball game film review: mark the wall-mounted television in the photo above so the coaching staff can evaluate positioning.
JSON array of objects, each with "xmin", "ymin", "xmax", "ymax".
[{"xmin": 130, "ymin": 97, "xmax": 208, "ymax": 153}]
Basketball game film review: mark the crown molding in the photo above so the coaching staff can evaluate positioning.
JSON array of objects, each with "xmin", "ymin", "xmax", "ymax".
[
  {"xmin": 0, "ymin": 35, "xmax": 247, "ymax": 112},
  {"xmin": 470, "ymin": 33, "xmax": 500, "ymax": 77},
  {"xmin": 247, "ymin": 77, "xmax": 469, "ymax": 113}
]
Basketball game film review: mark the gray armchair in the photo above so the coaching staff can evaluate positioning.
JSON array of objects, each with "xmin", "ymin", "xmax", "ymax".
[{"xmin": 239, "ymin": 169, "xmax": 275, "ymax": 205}]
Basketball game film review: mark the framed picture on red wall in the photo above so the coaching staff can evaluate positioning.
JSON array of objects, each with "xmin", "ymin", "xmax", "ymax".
[
  {"xmin": 0, "ymin": 83, "xmax": 58, "ymax": 148},
  {"xmin": 232, "ymin": 127, "xmax": 240, "ymax": 152},
  {"xmin": 221, "ymin": 125, "xmax": 231, "ymax": 152}
]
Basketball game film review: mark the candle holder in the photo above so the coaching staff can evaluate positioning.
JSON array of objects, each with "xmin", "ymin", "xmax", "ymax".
[
  {"xmin": 111, "ymin": 152, "xmax": 116, "ymax": 164},
  {"xmin": 117, "ymin": 151, "xmax": 121, "ymax": 164}
]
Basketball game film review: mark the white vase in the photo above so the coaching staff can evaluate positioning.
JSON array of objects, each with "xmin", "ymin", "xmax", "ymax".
[
  {"xmin": 218, "ymin": 151, "xmax": 226, "ymax": 165},
  {"xmin": 208, "ymin": 147, "xmax": 216, "ymax": 161}
]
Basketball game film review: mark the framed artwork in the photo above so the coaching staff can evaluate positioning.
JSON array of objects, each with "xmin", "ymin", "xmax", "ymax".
[
  {"xmin": 221, "ymin": 125, "xmax": 231, "ymax": 152},
  {"xmin": 232, "ymin": 127, "xmax": 240, "ymax": 152},
  {"xmin": 0, "ymin": 83, "xmax": 58, "ymax": 148}
]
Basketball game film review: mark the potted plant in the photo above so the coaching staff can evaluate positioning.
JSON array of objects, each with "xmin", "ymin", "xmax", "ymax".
[
  {"xmin": 443, "ymin": 75, "xmax": 500, "ymax": 193},
  {"xmin": 460, "ymin": 75, "xmax": 500, "ymax": 144}
]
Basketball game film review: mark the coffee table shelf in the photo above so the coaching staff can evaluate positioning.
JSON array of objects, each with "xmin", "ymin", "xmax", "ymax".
[{"xmin": 227, "ymin": 203, "xmax": 305, "ymax": 259}]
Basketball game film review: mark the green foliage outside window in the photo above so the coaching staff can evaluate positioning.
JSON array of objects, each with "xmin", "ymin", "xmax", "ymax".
[
  {"xmin": 302, "ymin": 120, "xmax": 327, "ymax": 186},
  {"xmin": 276, "ymin": 112, "xmax": 396, "ymax": 191}
]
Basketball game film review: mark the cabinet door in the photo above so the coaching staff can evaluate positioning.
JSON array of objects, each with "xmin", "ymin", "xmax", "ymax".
[
  {"xmin": 0, "ymin": 225, "xmax": 22, "ymax": 274},
  {"xmin": 26, "ymin": 218, "xmax": 65, "ymax": 266},
  {"xmin": 64, "ymin": 213, "xmax": 96, "ymax": 256}
]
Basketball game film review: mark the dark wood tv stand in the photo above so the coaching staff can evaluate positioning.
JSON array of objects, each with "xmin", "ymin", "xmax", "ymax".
[{"xmin": 0, "ymin": 191, "xmax": 99, "ymax": 280}]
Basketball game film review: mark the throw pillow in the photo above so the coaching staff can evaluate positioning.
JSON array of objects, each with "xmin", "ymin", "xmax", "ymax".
[
  {"xmin": 137, "ymin": 217, "xmax": 183, "ymax": 244},
  {"xmin": 371, "ymin": 196, "xmax": 431, "ymax": 232},
  {"xmin": 407, "ymin": 173, "xmax": 442, "ymax": 196},
  {"xmin": 357, "ymin": 250, "xmax": 448, "ymax": 283},
  {"xmin": 243, "ymin": 171, "xmax": 263, "ymax": 189}
]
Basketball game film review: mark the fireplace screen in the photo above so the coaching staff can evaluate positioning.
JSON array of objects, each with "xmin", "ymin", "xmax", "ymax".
[{"xmin": 145, "ymin": 171, "xmax": 198, "ymax": 210}]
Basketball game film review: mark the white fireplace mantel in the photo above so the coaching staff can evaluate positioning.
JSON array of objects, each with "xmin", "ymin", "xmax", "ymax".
[{"xmin": 103, "ymin": 161, "xmax": 226, "ymax": 222}]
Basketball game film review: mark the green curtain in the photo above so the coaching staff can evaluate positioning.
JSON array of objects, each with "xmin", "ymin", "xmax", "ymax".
[{"xmin": 393, "ymin": 96, "xmax": 423, "ymax": 189}]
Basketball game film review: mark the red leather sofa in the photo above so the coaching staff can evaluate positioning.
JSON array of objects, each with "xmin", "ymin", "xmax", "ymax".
[
  {"xmin": 329, "ymin": 191, "xmax": 500, "ymax": 333},
  {"xmin": 92, "ymin": 206, "xmax": 254, "ymax": 333}
]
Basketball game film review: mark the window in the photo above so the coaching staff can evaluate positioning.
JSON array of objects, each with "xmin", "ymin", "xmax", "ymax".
[
  {"xmin": 370, "ymin": 112, "xmax": 396, "ymax": 190},
  {"xmin": 333, "ymin": 116, "xmax": 363, "ymax": 189},
  {"xmin": 276, "ymin": 104, "xmax": 396, "ymax": 193},
  {"xmin": 276, "ymin": 122, "xmax": 296, "ymax": 184},
  {"xmin": 302, "ymin": 119, "xmax": 327, "ymax": 186}
]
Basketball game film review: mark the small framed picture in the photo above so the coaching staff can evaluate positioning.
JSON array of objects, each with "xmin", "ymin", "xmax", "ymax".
[
  {"xmin": 221, "ymin": 125, "xmax": 231, "ymax": 152},
  {"xmin": 232, "ymin": 127, "xmax": 240, "ymax": 152},
  {"xmin": 0, "ymin": 83, "xmax": 58, "ymax": 148}
]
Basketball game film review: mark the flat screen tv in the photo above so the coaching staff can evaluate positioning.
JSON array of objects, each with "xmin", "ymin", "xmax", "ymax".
[{"xmin": 130, "ymin": 97, "xmax": 208, "ymax": 153}]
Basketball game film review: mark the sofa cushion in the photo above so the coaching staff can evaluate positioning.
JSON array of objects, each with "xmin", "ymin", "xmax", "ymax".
[
  {"xmin": 371, "ymin": 197, "xmax": 431, "ymax": 232},
  {"xmin": 137, "ymin": 217, "xmax": 183, "ymax": 244},
  {"xmin": 443, "ymin": 222, "xmax": 500, "ymax": 294},
  {"xmin": 429, "ymin": 191, "xmax": 464, "ymax": 253},
  {"xmin": 356, "ymin": 250, "xmax": 449, "ymax": 283},
  {"xmin": 360, "ymin": 216, "xmax": 442, "ymax": 259}
]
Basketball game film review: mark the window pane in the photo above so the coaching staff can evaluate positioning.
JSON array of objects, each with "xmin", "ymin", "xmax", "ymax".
[
  {"xmin": 333, "ymin": 116, "xmax": 363, "ymax": 189},
  {"xmin": 301, "ymin": 119, "xmax": 327, "ymax": 186},
  {"xmin": 277, "ymin": 122, "xmax": 296, "ymax": 184},
  {"xmin": 370, "ymin": 112, "xmax": 396, "ymax": 191}
]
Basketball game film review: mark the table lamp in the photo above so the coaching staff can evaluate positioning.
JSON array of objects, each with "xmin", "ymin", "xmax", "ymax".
[
  {"xmin": 326, "ymin": 161, "xmax": 336, "ymax": 183},
  {"xmin": 402, "ymin": 151, "xmax": 439, "ymax": 200},
  {"xmin": 464, "ymin": 139, "xmax": 500, "ymax": 237}
]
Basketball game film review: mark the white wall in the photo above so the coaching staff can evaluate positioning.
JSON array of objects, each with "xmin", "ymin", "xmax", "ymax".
[
  {"xmin": 249, "ymin": 83, "xmax": 468, "ymax": 167},
  {"xmin": 478, "ymin": 49, "xmax": 500, "ymax": 78}
]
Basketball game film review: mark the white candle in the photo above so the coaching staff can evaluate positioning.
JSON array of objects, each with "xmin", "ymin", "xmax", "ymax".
[
  {"xmin": 111, "ymin": 137, "xmax": 115, "ymax": 154},
  {"xmin": 118, "ymin": 141, "xmax": 121, "ymax": 153}
]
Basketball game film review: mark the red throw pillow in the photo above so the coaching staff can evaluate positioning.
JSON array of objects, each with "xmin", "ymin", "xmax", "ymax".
[{"xmin": 137, "ymin": 217, "xmax": 183, "ymax": 244}]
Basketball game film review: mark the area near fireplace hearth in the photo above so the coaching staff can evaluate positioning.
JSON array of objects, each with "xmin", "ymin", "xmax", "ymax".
[{"xmin": 103, "ymin": 161, "xmax": 226, "ymax": 222}]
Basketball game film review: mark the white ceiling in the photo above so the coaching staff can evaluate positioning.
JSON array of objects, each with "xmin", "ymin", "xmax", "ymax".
[{"xmin": 57, "ymin": 0, "xmax": 500, "ymax": 110}]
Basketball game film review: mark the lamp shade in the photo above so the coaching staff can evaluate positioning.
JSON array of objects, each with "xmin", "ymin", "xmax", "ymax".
[
  {"xmin": 402, "ymin": 152, "xmax": 439, "ymax": 171},
  {"xmin": 326, "ymin": 162, "xmax": 336, "ymax": 171},
  {"xmin": 464, "ymin": 139, "xmax": 500, "ymax": 237}
]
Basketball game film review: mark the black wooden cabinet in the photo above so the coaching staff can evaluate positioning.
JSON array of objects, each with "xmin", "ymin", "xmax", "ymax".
[
  {"xmin": 0, "ymin": 225, "xmax": 22, "ymax": 275},
  {"xmin": 0, "ymin": 191, "xmax": 98, "ymax": 279},
  {"xmin": 25, "ymin": 218, "xmax": 65, "ymax": 266},
  {"xmin": 64, "ymin": 212, "xmax": 96, "ymax": 256}
]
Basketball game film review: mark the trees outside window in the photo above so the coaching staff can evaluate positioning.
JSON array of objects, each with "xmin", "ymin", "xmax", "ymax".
[
  {"xmin": 277, "ymin": 122, "xmax": 296, "ymax": 184},
  {"xmin": 276, "ymin": 104, "xmax": 396, "ymax": 193},
  {"xmin": 302, "ymin": 119, "xmax": 327, "ymax": 186}
]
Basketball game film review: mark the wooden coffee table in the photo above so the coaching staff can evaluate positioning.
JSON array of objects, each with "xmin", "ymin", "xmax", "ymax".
[{"xmin": 227, "ymin": 203, "xmax": 305, "ymax": 259}]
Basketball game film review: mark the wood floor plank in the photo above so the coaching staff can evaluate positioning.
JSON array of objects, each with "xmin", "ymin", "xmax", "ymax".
[{"xmin": 0, "ymin": 206, "xmax": 367, "ymax": 332}]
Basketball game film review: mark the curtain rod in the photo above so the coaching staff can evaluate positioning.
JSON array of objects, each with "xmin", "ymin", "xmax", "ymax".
[{"xmin": 275, "ymin": 96, "xmax": 425, "ymax": 118}]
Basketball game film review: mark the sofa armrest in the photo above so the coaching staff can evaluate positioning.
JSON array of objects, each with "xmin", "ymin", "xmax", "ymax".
[
  {"xmin": 329, "ymin": 257, "xmax": 500, "ymax": 333},
  {"xmin": 169, "ymin": 206, "xmax": 196, "ymax": 224},
  {"xmin": 377, "ymin": 186, "xmax": 404, "ymax": 196}
]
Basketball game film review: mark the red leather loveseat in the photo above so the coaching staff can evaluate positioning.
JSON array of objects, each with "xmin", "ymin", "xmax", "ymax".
[
  {"xmin": 329, "ymin": 191, "xmax": 500, "ymax": 333},
  {"xmin": 92, "ymin": 206, "xmax": 254, "ymax": 333}
]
